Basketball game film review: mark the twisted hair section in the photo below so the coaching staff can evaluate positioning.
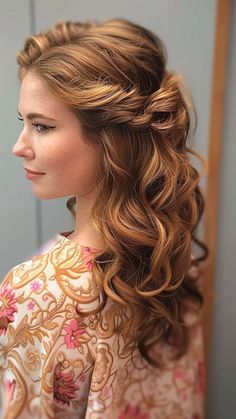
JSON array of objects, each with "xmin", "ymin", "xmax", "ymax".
[{"xmin": 17, "ymin": 18, "xmax": 209, "ymax": 367}]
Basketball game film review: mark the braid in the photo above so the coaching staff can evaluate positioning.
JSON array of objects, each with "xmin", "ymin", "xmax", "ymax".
[{"xmin": 128, "ymin": 71, "xmax": 190, "ymax": 139}]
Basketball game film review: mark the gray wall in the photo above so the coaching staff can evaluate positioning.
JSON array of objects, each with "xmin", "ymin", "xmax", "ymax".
[
  {"xmin": 0, "ymin": 0, "xmax": 37, "ymax": 272},
  {"xmin": 1, "ymin": 1, "xmax": 234, "ymax": 418}
]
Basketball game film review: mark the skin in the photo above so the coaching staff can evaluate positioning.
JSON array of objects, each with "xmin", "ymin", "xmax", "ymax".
[{"xmin": 12, "ymin": 70, "xmax": 105, "ymax": 250}]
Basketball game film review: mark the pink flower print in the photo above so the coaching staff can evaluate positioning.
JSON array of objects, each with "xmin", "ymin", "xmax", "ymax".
[
  {"xmin": 82, "ymin": 247, "xmax": 95, "ymax": 272},
  {"xmin": 197, "ymin": 361, "xmax": 205, "ymax": 395},
  {"xmin": 102, "ymin": 386, "xmax": 111, "ymax": 399},
  {"xmin": 4, "ymin": 378, "xmax": 16, "ymax": 400},
  {"xmin": 0, "ymin": 285, "xmax": 17, "ymax": 335},
  {"xmin": 53, "ymin": 365, "xmax": 79, "ymax": 405},
  {"xmin": 85, "ymin": 259, "xmax": 93, "ymax": 271},
  {"xmin": 174, "ymin": 367, "xmax": 183, "ymax": 380},
  {"xmin": 30, "ymin": 280, "xmax": 42, "ymax": 292},
  {"xmin": 118, "ymin": 405, "xmax": 150, "ymax": 419},
  {"xmin": 27, "ymin": 300, "xmax": 35, "ymax": 310},
  {"xmin": 79, "ymin": 373, "xmax": 86, "ymax": 382},
  {"xmin": 63, "ymin": 319, "xmax": 86, "ymax": 349},
  {"xmin": 181, "ymin": 391, "xmax": 189, "ymax": 401}
]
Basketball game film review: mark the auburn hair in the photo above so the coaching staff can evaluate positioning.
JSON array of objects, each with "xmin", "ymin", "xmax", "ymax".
[{"xmin": 17, "ymin": 17, "xmax": 209, "ymax": 367}]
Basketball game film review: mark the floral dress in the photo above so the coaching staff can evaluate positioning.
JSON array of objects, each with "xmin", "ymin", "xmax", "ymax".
[{"xmin": 0, "ymin": 230, "xmax": 205, "ymax": 418}]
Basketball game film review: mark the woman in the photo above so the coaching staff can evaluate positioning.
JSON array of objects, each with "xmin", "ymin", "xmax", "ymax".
[{"xmin": 0, "ymin": 18, "xmax": 208, "ymax": 418}]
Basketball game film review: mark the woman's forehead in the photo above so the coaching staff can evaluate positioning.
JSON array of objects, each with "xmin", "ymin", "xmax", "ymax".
[{"xmin": 18, "ymin": 74, "xmax": 72, "ymax": 118}]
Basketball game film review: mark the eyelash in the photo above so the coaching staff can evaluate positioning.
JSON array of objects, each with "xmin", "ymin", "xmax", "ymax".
[{"xmin": 18, "ymin": 117, "xmax": 55, "ymax": 133}]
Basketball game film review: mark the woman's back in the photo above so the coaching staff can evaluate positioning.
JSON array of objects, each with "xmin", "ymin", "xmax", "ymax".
[{"xmin": 0, "ymin": 231, "xmax": 205, "ymax": 418}]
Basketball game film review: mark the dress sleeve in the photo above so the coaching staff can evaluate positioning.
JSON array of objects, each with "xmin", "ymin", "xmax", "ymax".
[{"xmin": 0, "ymin": 261, "xmax": 98, "ymax": 418}]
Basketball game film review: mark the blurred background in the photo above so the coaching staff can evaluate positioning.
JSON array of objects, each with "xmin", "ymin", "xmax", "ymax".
[{"xmin": 0, "ymin": 1, "xmax": 235, "ymax": 418}]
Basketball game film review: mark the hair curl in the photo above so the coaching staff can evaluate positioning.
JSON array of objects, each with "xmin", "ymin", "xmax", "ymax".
[{"xmin": 16, "ymin": 17, "xmax": 209, "ymax": 367}]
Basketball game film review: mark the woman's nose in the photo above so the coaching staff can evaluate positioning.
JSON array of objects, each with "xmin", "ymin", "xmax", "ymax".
[{"xmin": 12, "ymin": 131, "xmax": 34, "ymax": 158}]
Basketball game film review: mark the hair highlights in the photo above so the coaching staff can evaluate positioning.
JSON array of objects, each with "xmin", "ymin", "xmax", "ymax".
[{"xmin": 17, "ymin": 18, "xmax": 209, "ymax": 367}]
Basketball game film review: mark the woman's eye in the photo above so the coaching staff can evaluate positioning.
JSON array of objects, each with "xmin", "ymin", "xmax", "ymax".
[
  {"xmin": 18, "ymin": 117, "xmax": 54, "ymax": 133},
  {"xmin": 32, "ymin": 122, "xmax": 50, "ymax": 133}
]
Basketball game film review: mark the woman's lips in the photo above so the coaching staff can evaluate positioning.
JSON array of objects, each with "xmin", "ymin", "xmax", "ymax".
[
  {"xmin": 24, "ymin": 167, "xmax": 45, "ymax": 174},
  {"xmin": 24, "ymin": 168, "xmax": 45, "ymax": 180}
]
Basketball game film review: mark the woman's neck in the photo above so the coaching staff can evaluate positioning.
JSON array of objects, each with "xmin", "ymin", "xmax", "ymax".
[{"xmin": 70, "ymin": 190, "xmax": 105, "ymax": 250}]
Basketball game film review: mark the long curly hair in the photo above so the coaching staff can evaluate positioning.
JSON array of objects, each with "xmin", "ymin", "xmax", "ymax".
[{"xmin": 16, "ymin": 17, "xmax": 209, "ymax": 367}]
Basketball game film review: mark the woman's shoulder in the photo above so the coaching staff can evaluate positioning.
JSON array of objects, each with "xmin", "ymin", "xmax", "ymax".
[
  {"xmin": 1, "ymin": 231, "xmax": 97, "ymax": 281},
  {"xmin": 0, "ymin": 232, "xmax": 103, "ymax": 321}
]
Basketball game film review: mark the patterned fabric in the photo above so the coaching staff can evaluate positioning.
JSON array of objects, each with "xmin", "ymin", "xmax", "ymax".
[{"xmin": 0, "ymin": 231, "xmax": 205, "ymax": 418}]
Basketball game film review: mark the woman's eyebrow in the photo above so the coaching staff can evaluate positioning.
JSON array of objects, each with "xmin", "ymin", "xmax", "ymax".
[{"xmin": 17, "ymin": 110, "xmax": 57, "ymax": 121}]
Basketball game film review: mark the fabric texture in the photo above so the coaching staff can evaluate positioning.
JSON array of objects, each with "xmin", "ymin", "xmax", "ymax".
[{"xmin": 0, "ymin": 231, "xmax": 205, "ymax": 418}]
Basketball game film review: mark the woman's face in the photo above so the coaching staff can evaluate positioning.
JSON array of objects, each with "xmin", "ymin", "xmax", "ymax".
[{"xmin": 12, "ymin": 70, "xmax": 100, "ymax": 200}]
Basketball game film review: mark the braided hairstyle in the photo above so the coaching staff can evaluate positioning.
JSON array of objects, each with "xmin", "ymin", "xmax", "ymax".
[{"xmin": 17, "ymin": 18, "xmax": 208, "ymax": 367}]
